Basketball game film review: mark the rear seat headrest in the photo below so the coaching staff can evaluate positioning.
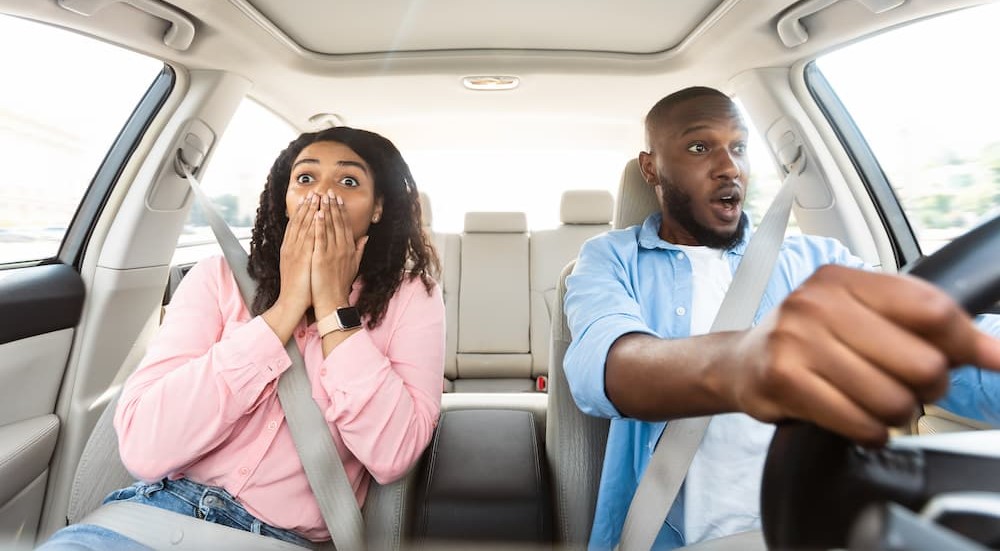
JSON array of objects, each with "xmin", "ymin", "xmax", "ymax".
[
  {"xmin": 560, "ymin": 190, "xmax": 613, "ymax": 225},
  {"xmin": 464, "ymin": 212, "xmax": 527, "ymax": 233},
  {"xmin": 419, "ymin": 191, "xmax": 433, "ymax": 228}
]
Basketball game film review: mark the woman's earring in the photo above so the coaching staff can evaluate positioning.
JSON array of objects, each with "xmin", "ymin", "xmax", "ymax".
[{"xmin": 371, "ymin": 215, "xmax": 380, "ymax": 223}]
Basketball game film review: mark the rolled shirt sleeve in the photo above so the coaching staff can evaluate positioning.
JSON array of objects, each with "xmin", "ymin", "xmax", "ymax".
[{"xmin": 564, "ymin": 231, "xmax": 657, "ymax": 420}]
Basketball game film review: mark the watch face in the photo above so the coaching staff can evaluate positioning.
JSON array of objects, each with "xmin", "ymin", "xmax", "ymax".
[{"xmin": 337, "ymin": 307, "xmax": 362, "ymax": 329}]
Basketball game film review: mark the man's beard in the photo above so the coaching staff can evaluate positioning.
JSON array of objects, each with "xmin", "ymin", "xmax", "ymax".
[{"xmin": 660, "ymin": 177, "xmax": 745, "ymax": 250}]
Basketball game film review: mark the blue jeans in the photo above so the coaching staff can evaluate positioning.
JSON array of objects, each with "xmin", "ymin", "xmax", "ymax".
[{"xmin": 36, "ymin": 478, "xmax": 316, "ymax": 550}]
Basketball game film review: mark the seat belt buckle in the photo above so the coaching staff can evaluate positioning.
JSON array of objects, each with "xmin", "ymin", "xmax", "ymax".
[{"xmin": 536, "ymin": 376, "xmax": 548, "ymax": 393}]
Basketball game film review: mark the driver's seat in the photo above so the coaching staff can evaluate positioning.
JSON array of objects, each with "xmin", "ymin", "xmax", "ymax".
[{"xmin": 545, "ymin": 158, "xmax": 657, "ymax": 546}]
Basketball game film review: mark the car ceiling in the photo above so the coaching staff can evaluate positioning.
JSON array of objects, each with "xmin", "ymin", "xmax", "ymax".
[
  {"xmin": 4, "ymin": 0, "xmax": 983, "ymax": 153},
  {"xmin": 240, "ymin": 0, "xmax": 727, "ymax": 55}
]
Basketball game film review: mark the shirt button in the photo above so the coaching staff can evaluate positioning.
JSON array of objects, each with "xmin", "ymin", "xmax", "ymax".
[
  {"xmin": 238, "ymin": 467, "xmax": 249, "ymax": 476},
  {"xmin": 675, "ymin": 252, "xmax": 685, "ymax": 260},
  {"xmin": 267, "ymin": 420, "xmax": 278, "ymax": 431},
  {"xmin": 675, "ymin": 307, "xmax": 686, "ymax": 316},
  {"xmin": 320, "ymin": 368, "xmax": 327, "ymax": 377},
  {"xmin": 296, "ymin": 329, "xmax": 306, "ymax": 338}
]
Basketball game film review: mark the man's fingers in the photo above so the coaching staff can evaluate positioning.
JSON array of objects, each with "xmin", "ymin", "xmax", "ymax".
[
  {"xmin": 825, "ymin": 296, "xmax": 951, "ymax": 403},
  {"xmin": 804, "ymin": 267, "xmax": 948, "ymax": 326},
  {"xmin": 807, "ymin": 266, "xmax": 993, "ymax": 372},
  {"xmin": 850, "ymin": 273, "xmax": 985, "ymax": 373},
  {"xmin": 817, "ymin": 336, "xmax": 920, "ymax": 427},
  {"xmin": 970, "ymin": 326, "xmax": 1000, "ymax": 373},
  {"xmin": 782, "ymin": 271, "xmax": 949, "ymax": 402},
  {"xmin": 774, "ymin": 364, "xmax": 889, "ymax": 447}
]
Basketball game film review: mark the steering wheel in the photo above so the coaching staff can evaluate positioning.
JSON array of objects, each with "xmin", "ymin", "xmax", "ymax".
[{"xmin": 760, "ymin": 213, "xmax": 1000, "ymax": 550}]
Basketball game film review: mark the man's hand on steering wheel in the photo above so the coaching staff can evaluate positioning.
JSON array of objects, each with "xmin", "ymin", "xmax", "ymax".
[{"xmin": 729, "ymin": 264, "xmax": 1000, "ymax": 447}]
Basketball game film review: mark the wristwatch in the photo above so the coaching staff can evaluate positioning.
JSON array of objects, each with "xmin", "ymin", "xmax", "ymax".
[{"xmin": 318, "ymin": 306, "xmax": 362, "ymax": 336}]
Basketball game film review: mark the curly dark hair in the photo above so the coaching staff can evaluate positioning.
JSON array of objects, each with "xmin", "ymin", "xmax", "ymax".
[{"xmin": 247, "ymin": 126, "xmax": 438, "ymax": 328}]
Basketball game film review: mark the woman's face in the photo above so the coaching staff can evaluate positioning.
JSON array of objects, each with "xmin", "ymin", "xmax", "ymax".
[{"xmin": 285, "ymin": 140, "xmax": 383, "ymax": 241}]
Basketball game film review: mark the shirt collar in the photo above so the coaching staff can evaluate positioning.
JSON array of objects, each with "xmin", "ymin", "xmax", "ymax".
[{"xmin": 637, "ymin": 211, "xmax": 751, "ymax": 256}]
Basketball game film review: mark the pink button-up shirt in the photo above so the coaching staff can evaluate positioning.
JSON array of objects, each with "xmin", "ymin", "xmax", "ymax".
[{"xmin": 114, "ymin": 255, "xmax": 445, "ymax": 541}]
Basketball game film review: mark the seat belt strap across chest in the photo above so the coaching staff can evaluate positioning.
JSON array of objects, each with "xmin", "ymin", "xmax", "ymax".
[{"xmin": 617, "ymin": 159, "xmax": 799, "ymax": 551}]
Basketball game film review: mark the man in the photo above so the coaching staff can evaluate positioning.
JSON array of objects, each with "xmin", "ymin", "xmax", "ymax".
[{"xmin": 562, "ymin": 86, "xmax": 1000, "ymax": 549}]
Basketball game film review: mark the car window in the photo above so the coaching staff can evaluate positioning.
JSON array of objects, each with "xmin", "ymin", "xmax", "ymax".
[
  {"xmin": 813, "ymin": 3, "xmax": 1000, "ymax": 256},
  {"xmin": 174, "ymin": 99, "xmax": 297, "ymax": 261},
  {"xmin": 0, "ymin": 14, "xmax": 162, "ymax": 265}
]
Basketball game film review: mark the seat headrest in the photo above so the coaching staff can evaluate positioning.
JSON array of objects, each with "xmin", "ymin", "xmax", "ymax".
[
  {"xmin": 560, "ymin": 190, "xmax": 613, "ymax": 225},
  {"xmin": 464, "ymin": 211, "xmax": 528, "ymax": 233},
  {"xmin": 419, "ymin": 191, "xmax": 432, "ymax": 227},
  {"xmin": 613, "ymin": 158, "xmax": 658, "ymax": 229}
]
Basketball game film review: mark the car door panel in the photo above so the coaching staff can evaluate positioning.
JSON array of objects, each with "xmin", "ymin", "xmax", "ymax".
[
  {"xmin": 0, "ymin": 265, "xmax": 83, "ymax": 547},
  {"xmin": 0, "ymin": 264, "xmax": 85, "ymax": 346},
  {"xmin": 0, "ymin": 415, "xmax": 59, "ymax": 527}
]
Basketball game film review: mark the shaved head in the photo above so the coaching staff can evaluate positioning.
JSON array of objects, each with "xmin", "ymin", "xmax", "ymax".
[{"xmin": 644, "ymin": 87, "xmax": 737, "ymax": 150}]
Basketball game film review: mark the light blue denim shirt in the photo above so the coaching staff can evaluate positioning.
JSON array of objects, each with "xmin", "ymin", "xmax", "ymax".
[
  {"xmin": 938, "ymin": 314, "xmax": 1000, "ymax": 425},
  {"xmin": 563, "ymin": 212, "xmax": 869, "ymax": 550}
]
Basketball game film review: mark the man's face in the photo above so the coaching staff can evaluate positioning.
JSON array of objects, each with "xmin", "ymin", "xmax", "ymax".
[{"xmin": 639, "ymin": 95, "xmax": 750, "ymax": 249}]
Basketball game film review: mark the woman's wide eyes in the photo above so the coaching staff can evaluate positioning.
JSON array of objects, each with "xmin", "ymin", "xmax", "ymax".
[{"xmin": 294, "ymin": 174, "xmax": 360, "ymax": 186}]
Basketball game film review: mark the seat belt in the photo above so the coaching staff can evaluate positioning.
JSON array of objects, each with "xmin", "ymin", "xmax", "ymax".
[
  {"xmin": 617, "ymin": 153, "xmax": 801, "ymax": 551},
  {"xmin": 83, "ymin": 151, "xmax": 365, "ymax": 551},
  {"xmin": 83, "ymin": 501, "xmax": 312, "ymax": 551}
]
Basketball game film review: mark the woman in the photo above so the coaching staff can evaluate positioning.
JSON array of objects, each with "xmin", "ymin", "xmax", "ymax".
[{"xmin": 40, "ymin": 126, "xmax": 445, "ymax": 548}]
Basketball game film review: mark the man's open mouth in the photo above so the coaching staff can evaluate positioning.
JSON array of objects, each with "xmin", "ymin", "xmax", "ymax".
[
  {"xmin": 713, "ymin": 185, "xmax": 743, "ymax": 207},
  {"xmin": 710, "ymin": 185, "xmax": 743, "ymax": 223}
]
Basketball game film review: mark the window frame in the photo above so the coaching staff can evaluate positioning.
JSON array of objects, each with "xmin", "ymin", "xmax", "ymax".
[
  {"xmin": 58, "ymin": 66, "xmax": 176, "ymax": 270},
  {"xmin": 804, "ymin": 62, "xmax": 922, "ymax": 270}
]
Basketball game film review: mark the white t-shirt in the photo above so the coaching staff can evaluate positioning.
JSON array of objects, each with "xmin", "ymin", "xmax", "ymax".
[{"xmin": 672, "ymin": 244, "xmax": 776, "ymax": 545}]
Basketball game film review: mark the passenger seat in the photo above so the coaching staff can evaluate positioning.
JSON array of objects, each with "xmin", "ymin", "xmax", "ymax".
[{"xmin": 547, "ymin": 161, "xmax": 649, "ymax": 546}]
